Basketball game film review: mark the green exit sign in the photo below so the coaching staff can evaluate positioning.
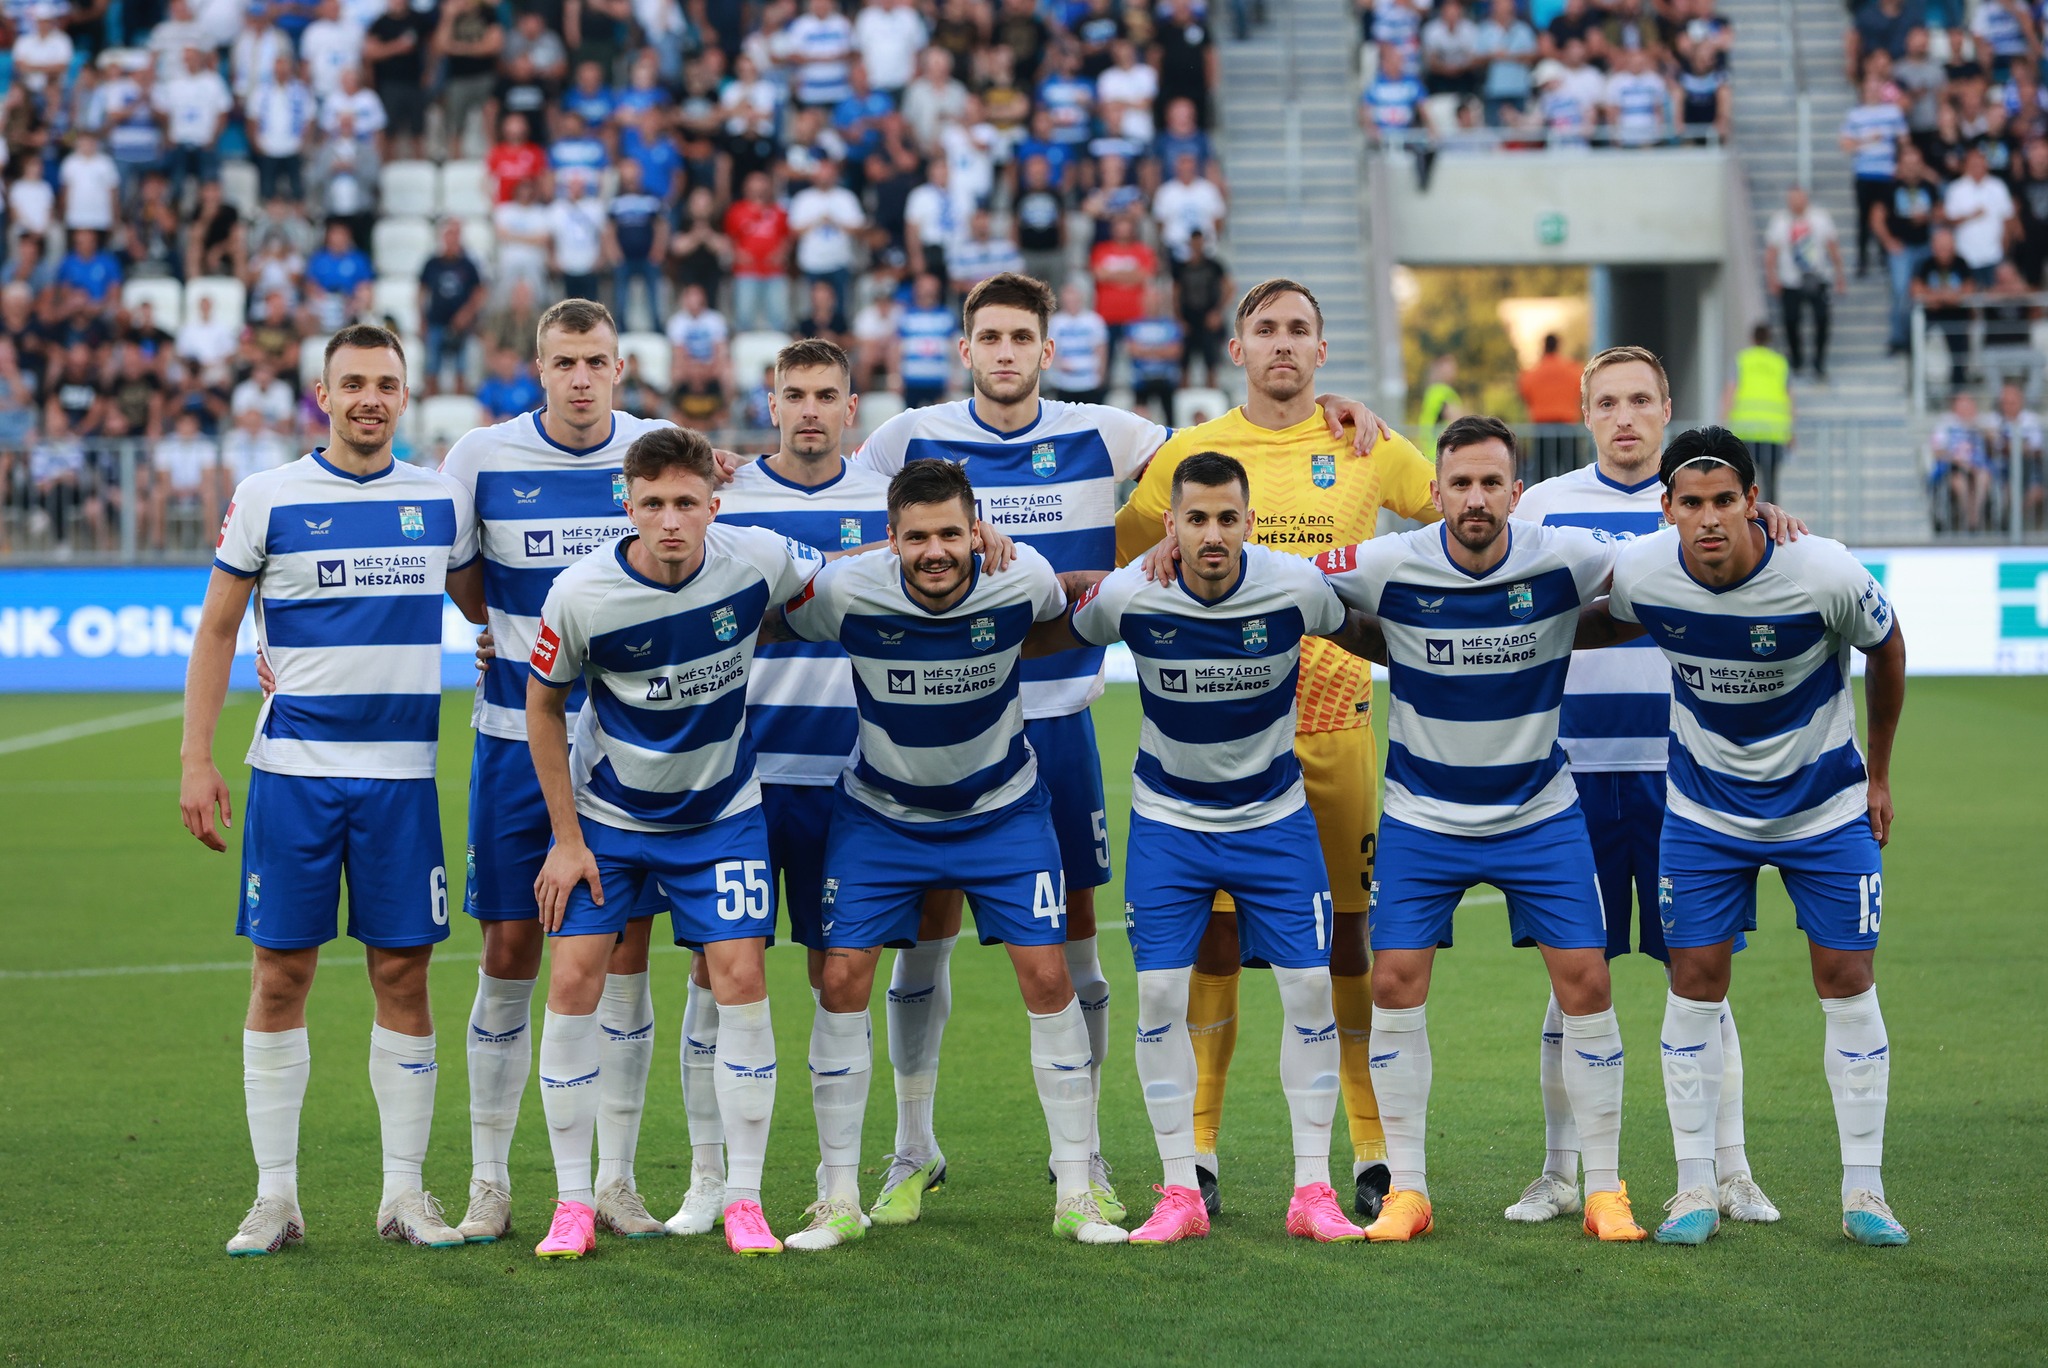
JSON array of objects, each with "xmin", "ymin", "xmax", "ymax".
[{"xmin": 1536, "ymin": 212, "xmax": 1568, "ymax": 246}]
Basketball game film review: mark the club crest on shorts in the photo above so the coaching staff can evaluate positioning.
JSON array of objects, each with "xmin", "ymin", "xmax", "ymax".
[
  {"xmin": 1507, "ymin": 581, "xmax": 1534, "ymax": 619},
  {"xmin": 1030, "ymin": 441, "xmax": 1058, "ymax": 478},
  {"xmin": 821, "ymin": 877, "xmax": 838, "ymax": 907},
  {"xmin": 1750, "ymin": 623, "xmax": 1777, "ymax": 656},
  {"xmin": 840, "ymin": 516, "xmax": 863, "ymax": 549},
  {"xmin": 1310, "ymin": 452, "xmax": 1337, "ymax": 489},
  {"xmin": 1658, "ymin": 876, "xmax": 1675, "ymax": 933},
  {"xmin": 970, "ymin": 615, "xmax": 996, "ymax": 650},
  {"xmin": 464, "ymin": 845, "xmax": 476, "ymax": 907},
  {"xmin": 398, "ymin": 505, "xmax": 425, "ymax": 540},
  {"xmin": 612, "ymin": 471, "xmax": 629, "ymax": 507},
  {"xmin": 1242, "ymin": 616, "xmax": 1268, "ymax": 652},
  {"xmin": 712, "ymin": 605, "xmax": 738, "ymax": 642},
  {"xmin": 244, "ymin": 872, "xmax": 261, "ymax": 909}
]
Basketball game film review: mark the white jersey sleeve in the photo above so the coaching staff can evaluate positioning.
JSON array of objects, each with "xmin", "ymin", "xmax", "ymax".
[
  {"xmin": 719, "ymin": 522, "xmax": 827, "ymax": 603},
  {"xmin": 1814, "ymin": 538, "xmax": 1897, "ymax": 649},
  {"xmin": 445, "ymin": 471, "xmax": 481, "ymax": 569},
  {"xmin": 1087, "ymin": 403, "xmax": 1171, "ymax": 481},
  {"xmin": 530, "ymin": 565, "xmax": 595, "ymax": 688},
  {"xmin": 1022, "ymin": 546, "xmax": 1068, "ymax": 622},
  {"xmin": 782, "ymin": 553, "xmax": 853, "ymax": 642},
  {"xmin": 212, "ymin": 470, "xmax": 280, "ymax": 577},
  {"xmin": 1312, "ymin": 533, "xmax": 1408, "ymax": 615},
  {"xmin": 1552, "ymin": 523, "xmax": 1620, "ymax": 601},
  {"xmin": 1285, "ymin": 553, "xmax": 1350, "ymax": 637},
  {"xmin": 850, "ymin": 406, "xmax": 921, "ymax": 476},
  {"xmin": 1068, "ymin": 561, "xmax": 1146, "ymax": 646}
]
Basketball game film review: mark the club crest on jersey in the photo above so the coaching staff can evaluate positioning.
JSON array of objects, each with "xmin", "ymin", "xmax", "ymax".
[
  {"xmin": 1507, "ymin": 581, "xmax": 1534, "ymax": 619},
  {"xmin": 1030, "ymin": 441, "xmax": 1058, "ymax": 478},
  {"xmin": 612, "ymin": 471, "xmax": 629, "ymax": 507},
  {"xmin": 398, "ymin": 505, "xmax": 425, "ymax": 540},
  {"xmin": 1310, "ymin": 452, "xmax": 1337, "ymax": 489},
  {"xmin": 1750, "ymin": 623, "xmax": 1777, "ymax": 656},
  {"xmin": 1242, "ymin": 617, "xmax": 1269, "ymax": 652},
  {"xmin": 244, "ymin": 872, "xmax": 261, "ymax": 908},
  {"xmin": 712, "ymin": 605, "xmax": 738, "ymax": 642},
  {"xmin": 840, "ymin": 516, "xmax": 863, "ymax": 549},
  {"xmin": 970, "ymin": 615, "xmax": 996, "ymax": 650}
]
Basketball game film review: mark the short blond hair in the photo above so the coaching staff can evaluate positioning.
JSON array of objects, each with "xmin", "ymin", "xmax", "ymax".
[{"xmin": 1579, "ymin": 345, "xmax": 1668, "ymax": 414}]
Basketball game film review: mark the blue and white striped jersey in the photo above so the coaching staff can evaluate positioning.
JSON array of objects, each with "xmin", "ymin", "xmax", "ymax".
[
  {"xmin": 1607, "ymin": 530, "xmax": 1897, "ymax": 843},
  {"xmin": 440, "ymin": 408, "xmax": 675, "ymax": 741},
  {"xmin": 1071, "ymin": 546, "xmax": 1346, "ymax": 831},
  {"xmin": 1317, "ymin": 520, "xmax": 1618, "ymax": 837},
  {"xmin": 855, "ymin": 398, "xmax": 1166, "ymax": 718},
  {"xmin": 528, "ymin": 525, "xmax": 824, "ymax": 833},
  {"xmin": 783, "ymin": 544, "xmax": 1068, "ymax": 822},
  {"xmin": 783, "ymin": 11, "xmax": 855, "ymax": 105},
  {"xmin": 716, "ymin": 456, "xmax": 893, "ymax": 785},
  {"xmin": 214, "ymin": 450, "xmax": 478, "ymax": 780},
  {"xmin": 1514, "ymin": 463, "xmax": 1669, "ymax": 772}
]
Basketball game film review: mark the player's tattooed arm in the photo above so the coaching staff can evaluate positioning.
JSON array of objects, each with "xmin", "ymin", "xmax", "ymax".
[
  {"xmin": 1314, "ymin": 393, "xmax": 1393, "ymax": 456},
  {"xmin": 527, "ymin": 676, "xmax": 603, "ymax": 930},
  {"xmin": 179, "ymin": 567, "xmax": 260, "ymax": 852},
  {"xmin": 754, "ymin": 605, "xmax": 802, "ymax": 645},
  {"xmin": 1755, "ymin": 502, "xmax": 1809, "ymax": 543},
  {"xmin": 1573, "ymin": 597, "xmax": 1648, "ymax": 650},
  {"xmin": 1321, "ymin": 609, "xmax": 1389, "ymax": 665},
  {"xmin": 1860, "ymin": 623, "xmax": 1908, "ymax": 847}
]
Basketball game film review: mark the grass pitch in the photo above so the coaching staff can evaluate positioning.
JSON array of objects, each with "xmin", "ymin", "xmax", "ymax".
[{"xmin": 0, "ymin": 680, "xmax": 2044, "ymax": 1366}]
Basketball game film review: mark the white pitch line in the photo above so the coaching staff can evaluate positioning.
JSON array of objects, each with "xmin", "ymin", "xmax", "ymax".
[{"xmin": 0, "ymin": 701, "xmax": 189, "ymax": 757}]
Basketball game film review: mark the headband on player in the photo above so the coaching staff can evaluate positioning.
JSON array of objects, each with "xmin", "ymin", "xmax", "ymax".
[{"xmin": 1662, "ymin": 455, "xmax": 1737, "ymax": 485}]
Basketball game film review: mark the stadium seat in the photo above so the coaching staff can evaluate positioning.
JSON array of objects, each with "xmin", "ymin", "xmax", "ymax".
[
  {"xmin": 371, "ymin": 277, "xmax": 422, "ymax": 336},
  {"xmin": 857, "ymin": 390, "xmax": 904, "ymax": 433},
  {"xmin": 458, "ymin": 216, "xmax": 496, "ymax": 267},
  {"xmin": 185, "ymin": 275, "xmax": 247, "ymax": 325},
  {"xmin": 120, "ymin": 277, "xmax": 183, "ymax": 329},
  {"xmin": 400, "ymin": 333, "xmax": 426, "ymax": 387},
  {"xmin": 420, "ymin": 394, "xmax": 487, "ymax": 444},
  {"xmin": 373, "ymin": 217, "xmax": 437, "ymax": 280},
  {"xmin": 219, "ymin": 159, "xmax": 259, "ymax": 216},
  {"xmin": 298, "ymin": 336, "xmax": 325, "ymax": 391},
  {"xmin": 439, "ymin": 160, "xmax": 489, "ymax": 214},
  {"xmin": 733, "ymin": 330, "xmax": 792, "ymax": 387},
  {"xmin": 618, "ymin": 331, "xmax": 672, "ymax": 386},
  {"xmin": 1172, "ymin": 387, "xmax": 1232, "ymax": 428},
  {"xmin": 380, "ymin": 161, "xmax": 440, "ymax": 219}
]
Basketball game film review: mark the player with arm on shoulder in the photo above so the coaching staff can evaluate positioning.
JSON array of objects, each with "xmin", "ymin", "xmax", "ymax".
[
  {"xmin": 525, "ymin": 427, "xmax": 827, "ymax": 1261},
  {"xmin": 1056, "ymin": 452, "xmax": 1379, "ymax": 1245},
  {"xmin": 1112, "ymin": 279, "xmax": 1439, "ymax": 1222},
  {"xmin": 662, "ymin": 337, "xmax": 893, "ymax": 1233},
  {"xmin": 1505, "ymin": 347, "xmax": 1784, "ymax": 1227},
  {"xmin": 179, "ymin": 324, "xmax": 484, "ymax": 1257},
  {"xmin": 1602, "ymin": 428, "xmax": 1910, "ymax": 1248},
  {"xmin": 1315, "ymin": 416, "xmax": 1650, "ymax": 1244},
  {"xmin": 849, "ymin": 272, "xmax": 1390, "ymax": 1224},
  {"xmin": 778, "ymin": 459, "xmax": 1128, "ymax": 1250}
]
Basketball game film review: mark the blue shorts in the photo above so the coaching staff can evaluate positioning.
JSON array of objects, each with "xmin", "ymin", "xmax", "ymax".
[
  {"xmin": 1576, "ymin": 770, "xmax": 1747, "ymax": 960},
  {"xmin": 558, "ymin": 805, "xmax": 777, "ymax": 946},
  {"xmin": 761, "ymin": 781, "xmax": 834, "ymax": 950},
  {"xmin": 237, "ymin": 769, "xmax": 450, "ymax": 951},
  {"xmin": 1658, "ymin": 812, "xmax": 1883, "ymax": 953},
  {"xmin": 1123, "ymin": 807, "xmax": 1334, "ymax": 971},
  {"xmin": 820, "ymin": 782, "xmax": 1068, "ymax": 949},
  {"xmin": 1369, "ymin": 809, "xmax": 1607, "ymax": 953},
  {"xmin": 1025, "ymin": 711, "xmax": 1112, "ymax": 890},
  {"xmin": 465, "ymin": 732, "xmax": 667, "ymax": 924}
]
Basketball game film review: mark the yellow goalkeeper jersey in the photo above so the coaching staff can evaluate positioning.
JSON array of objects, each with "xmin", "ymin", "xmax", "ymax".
[{"xmin": 1114, "ymin": 405, "xmax": 1440, "ymax": 734}]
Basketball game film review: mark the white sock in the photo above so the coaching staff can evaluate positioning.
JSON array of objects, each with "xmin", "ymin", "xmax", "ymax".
[
  {"xmin": 680, "ymin": 976, "xmax": 724, "ymax": 1181},
  {"xmin": 1063, "ymin": 935, "xmax": 1111, "ymax": 1154},
  {"xmin": 1539, "ymin": 991, "xmax": 1579, "ymax": 1181},
  {"xmin": 810, "ymin": 1006, "xmax": 872, "ymax": 1203},
  {"xmin": 1133, "ymin": 968, "xmax": 1198, "ymax": 1191},
  {"xmin": 1274, "ymin": 966, "xmax": 1340, "ymax": 1190},
  {"xmin": 1559, "ymin": 1008, "xmax": 1625, "ymax": 1196},
  {"xmin": 1822, "ymin": 986, "xmax": 1889, "ymax": 1204},
  {"xmin": 1714, "ymin": 998, "xmax": 1751, "ymax": 1181},
  {"xmin": 369, "ymin": 1025, "xmax": 438, "ymax": 1204},
  {"xmin": 243, "ymin": 1027, "xmax": 309, "ymax": 1204},
  {"xmin": 1661, "ymin": 992, "xmax": 1725, "ymax": 1193},
  {"xmin": 1369, "ymin": 1004, "xmax": 1431, "ymax": 1198},
  {"xmin": 1028, "ymin": 998, "xmax": 1094, "ymax": 1199},
  {"xmin": 465, "ymin": 971, "xmax": 534, "ymax": 1190},
  {"xmin": 539, "ymin": 1009, "xmax": 601, "ymax": 1205},
  {"xmin": 886, "ymin": 934, "xmax": 955, "ymax": 1161},
  {"xmin": 713, "ymin": 997, "xmax": 776, "ymax": 1205},
  {"xmin": 595, "ymin": 971, "xmax": 653, "ymax": 1190}
]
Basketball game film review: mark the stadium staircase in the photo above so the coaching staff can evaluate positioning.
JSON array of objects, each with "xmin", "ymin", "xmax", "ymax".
[
  {"xmin": 1215, "ymin": 2, "xmax": 1379, "ymax": 407},
  {"xmin": 1724, "ymin": 0, "xmax": 1926, "ymax": 539}
]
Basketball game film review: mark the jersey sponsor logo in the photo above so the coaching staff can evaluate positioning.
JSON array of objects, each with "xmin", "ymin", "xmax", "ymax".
[
  {"xmin": 1073, "ymin": 580, "xmax": 1102, "ymax": 612},
  {"xmin": 524, "ymin": 530, "xmax": 555, "ymax": 557},
  {"xmin": 840, "ymin": 516, "xmax": 863, "ymax": 549},
  {"xmin": 532, "ymin": 620, "xmax": 562, "ymax": 671},
  {"xmin": 217, "ymin": 501, "xmax": 236, "ymax": 548},
  {"xmin": 1190, "ymin": 661, "xmax": 1275, "ymax": 693},
  {"xmin": 1508, "ymin": 580, "xmax": 1534, "ymax": 619},
  {"xmin": 887, "ymin": 667, "xmax": 917, "ymax": 694},
  {"xmin": 1314, "ymin": 545, "xmax": 1352, "ymax": 574},
  {"xmin": 317, "ymin": 558, "xmax": 347, "ymax": 587},
  {"xmin": 1030, "ymin": 441, "xmax": 1058, "ymax": 478},
  {"xmin": 1677, "ymin": 662, "xmax": 1704, "ymax": 689},
  {"xmin": 712, "ymin": 605, "xmax": 739, "ymax": 642},
  {"xmin": 611, "ymin": 471, "xmax": 629, "ymax": 507},
  {"xmin": 1426, "ymin": 637, "xmax": 1454, "ymax": 665},
  {"xmin": 399, "ymin": 505, "xmax": 426, "ymax": 540},
  {"xmin": 1456, "ymin": 629, "xmax": 1539, "ymax": 666},
  {"xmin": 303, "ymin": 516, "xmax": 333, "ymax": 534},
  {"xmin": 1158, "ymin": 666, "xmax": 1188, "ymax": 693},
  {"xmin": 1662, "ymin": 622, "xmax": 1688, "ymax": 640},
  {"xmin": 1147, "ymin": 626, "xmax": 1176, "ymax": 644},
  {"xmin": 877, "ymin": 626, "xmax": 905, "ymax": 645},
  {"xmin": 624, "ymin": 638, "xmax": 653, "ymax": 658},
  {"xmin": 1242, "ymin": 617, "xmax": 1268, "ymax": 652},
  {"xmin": 785, "ymin": 578, "xmax": 818, "ymax": 613},
  {"xmin": 970, "ymin": 614, "xmax": 996, "ymax": 650},
  {"xmin": 1310, "ymin": 451, "xmax": 1337, "ymax": 489},
  {"xmin": 513, "ymin": 485, "xmax": 542, "ymax": 502},
  {"xmin": 1415, "ymin": 594, "xmax": 1446, "ymax": 612},
  {"xmin": 646, "ymin": 676, "xmax": 673, "ymax": 700},
  {"xmin": 1750, "ymin": 623, "xmax": 1777, "ymax": 656}
]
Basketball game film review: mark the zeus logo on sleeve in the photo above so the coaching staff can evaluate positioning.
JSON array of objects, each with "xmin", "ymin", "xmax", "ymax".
[{"xmin": 531, "ymin": 621, "xmax": 562, "ymax": 671}]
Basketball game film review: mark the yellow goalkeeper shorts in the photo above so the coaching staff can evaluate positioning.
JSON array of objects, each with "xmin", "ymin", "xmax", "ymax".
[{"xmin": 1212, "ymin": 726, "xmax": 1380, "ymax": 916}]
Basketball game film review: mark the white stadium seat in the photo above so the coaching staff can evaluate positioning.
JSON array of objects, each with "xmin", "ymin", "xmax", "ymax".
[
  {"xmin": 420, "ymin": 394, "xmax": 487, "ymax": 444},
  {"xmin": 732, "ymin": 330, "xmax": 792, "ymax": 387},
  {"xmin": 372, "ymin": 217, "xmax": 436, "ymax": 280},
  {"xmin": 120, "ymin": 277, "xmax": 183, "ymax": 329},
  {"xmin": 219, "ymin": 159, "xmax": 260, "ymax": 216},
  {"xmin": 439, "ymin": 160, "xmax": 489, "ymax": 214},
  {"xmin": 1172, "ymin": 387, "xmax": 1232, "ymax": 429},
  {"xmin": 617, "ymin": 331, "xmax": 672, "ymax": 386},
  {"xmin": 458, "ymin": 216, "xmax": 496, "ymax": 267},
  {"xmin": 380, "ymin": 161, "xmax": 440, "ymax": 218},
  {"xmin": 298, "ymin": 336, "xmax": 326, "ymax": 391},
  {"xmin": 185, "ymin": 275, "xmax": 247, "ymax": 325},
  {"xmin": 371, "ymin": 277, "xmax": 422, "ymax": 336}
]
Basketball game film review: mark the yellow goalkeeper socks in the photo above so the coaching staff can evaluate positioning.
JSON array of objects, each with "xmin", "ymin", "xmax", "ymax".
[
  {"xmin": 1333, "ymin": 972, "xmax": 1388, "ymax": 1164},
  {"xmin": 1187, "ymin": 968, "xmax": 1240, "ymax": 1156}
]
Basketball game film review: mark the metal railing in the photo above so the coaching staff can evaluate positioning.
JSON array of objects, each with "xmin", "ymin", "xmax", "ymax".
[
  {"xmin": 1366, "ymin": 124, "xmax": 1725, "ymax": 154},
  {"xmin": 1777, "ymin": 0, "xmax": 1813, "ymax": 189},
  {"xmin": 1907, "ymin": 294, "xmax": 2048, "ymax": 415}
]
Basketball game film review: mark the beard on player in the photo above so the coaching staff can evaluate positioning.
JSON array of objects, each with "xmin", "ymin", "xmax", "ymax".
[{"xmin": 970, "ymin": 351, "xmax": 1043, "ymax": 407}]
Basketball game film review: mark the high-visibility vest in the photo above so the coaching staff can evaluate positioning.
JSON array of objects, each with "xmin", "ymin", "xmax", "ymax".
[
  {"xmin": 1727, "ymin": 346, "xmax": 1792, "ymax": 444},
  {"xmin": 1418, "ymin": 381, "xmax": 1460, "ymax": 431}
]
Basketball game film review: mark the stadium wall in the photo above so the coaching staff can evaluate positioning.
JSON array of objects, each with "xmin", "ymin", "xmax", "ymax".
[{"xmin": 3, "ymin": 552, "xmax": 2047, "ymax": 691}]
